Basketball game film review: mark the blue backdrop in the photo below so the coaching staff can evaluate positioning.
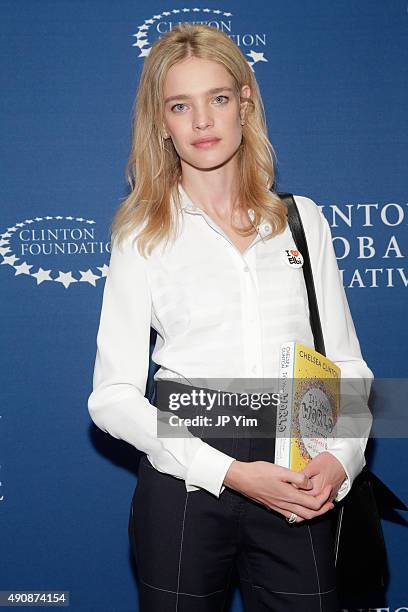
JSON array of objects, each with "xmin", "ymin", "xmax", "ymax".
[{"xmin": 1, "ymin": 1, "xmax": 407, "ymax": 610}]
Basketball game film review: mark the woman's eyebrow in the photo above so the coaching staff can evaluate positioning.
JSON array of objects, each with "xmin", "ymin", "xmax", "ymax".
[{"xmin": 164, "ymin": 86, "xmax": 234, "ymax": 104}]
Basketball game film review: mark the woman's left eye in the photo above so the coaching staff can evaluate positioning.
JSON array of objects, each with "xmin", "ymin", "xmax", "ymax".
[{"xmin": 214, "ymin": 95, "xmax": 229, "ymax": 104}]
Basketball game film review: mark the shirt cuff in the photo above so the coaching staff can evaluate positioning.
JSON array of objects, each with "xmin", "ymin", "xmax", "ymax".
[
  {"xmin": 334, "ymin": 476, "xmax": 350, "ymax": 502},
  {"xmin": 325, "ymin": 443, "xmax": 365, "ymax": 503},
  {"xmin": 185, "ymin": 443, "xmax": 236, "ymax": 498}
]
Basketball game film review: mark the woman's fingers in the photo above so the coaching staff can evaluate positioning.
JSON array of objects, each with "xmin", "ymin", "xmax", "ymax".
[
  {"xmin": 269, "ymin": 498, "xmax": 335, "ymax": 522},
  {"xmin": 248, "ymin": 482, "xmax": 334, "ymax": 521},
  {"xmin": 269, "ymin": 505, "xmax": 306, "ymax": 523},
  {"xmin": 279, "ymin": 466, "xmax": 313, "ymax": 489},
  {"xmin": 279, "ymin": 482, "xmax": 332, "ymax": 511},
  {"xmin": 278, "ymin": 498, "xmax": 335, "ymax": 521}
]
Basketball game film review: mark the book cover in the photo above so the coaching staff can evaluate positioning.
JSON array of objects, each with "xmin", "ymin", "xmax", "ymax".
[{"xmin": 274, "ymin": 341, "xmax": 340, "ymax": 471}]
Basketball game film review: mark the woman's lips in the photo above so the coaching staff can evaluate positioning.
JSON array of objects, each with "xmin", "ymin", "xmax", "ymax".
[{"xmin": 192, "ymin": 139, "xmax": 221, "ymax": 148}]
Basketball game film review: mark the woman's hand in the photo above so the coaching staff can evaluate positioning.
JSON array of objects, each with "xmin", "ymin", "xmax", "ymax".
[
  {"xmin": 295, "ymin": 451, "xmax": 347, "ymax": 503},
  {"xmin": 223, "ymin": 460, "xmax": 334, "ymax": 523}
]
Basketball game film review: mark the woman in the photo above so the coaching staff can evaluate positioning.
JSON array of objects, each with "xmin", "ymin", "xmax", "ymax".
[{"xmin": 88, "ymin": 23, "xmax": 373, "ymax": 611}]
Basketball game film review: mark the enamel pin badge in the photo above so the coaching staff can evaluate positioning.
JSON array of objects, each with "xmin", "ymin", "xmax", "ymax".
[{"xmin": 282, "ymin": 248, "xmax": 304, "ymax": 268}]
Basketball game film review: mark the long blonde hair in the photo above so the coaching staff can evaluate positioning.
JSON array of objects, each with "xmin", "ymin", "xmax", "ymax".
[{"xmin": 111, "ymin": 23, "xmax": 287, "ymax": 257}]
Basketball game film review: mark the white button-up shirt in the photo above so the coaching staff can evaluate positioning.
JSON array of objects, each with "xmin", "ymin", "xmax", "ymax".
[{"xmin": 88, "ymin": 183, "xmax": 373, "ymax": 502}]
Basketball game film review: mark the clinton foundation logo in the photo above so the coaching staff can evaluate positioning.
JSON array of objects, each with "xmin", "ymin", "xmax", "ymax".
[
  {"xmin": 132, "ymin": 7, "xmax": 269, "ymax": 72},
  {"xmin": 0, "ymin": 215, "xmax": 110, "ymax": 288}
]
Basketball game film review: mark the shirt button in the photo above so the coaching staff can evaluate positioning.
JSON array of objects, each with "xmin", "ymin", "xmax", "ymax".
[{"xmin": 243, "ymin": 266, "xmax": 250, "ymax": 272}]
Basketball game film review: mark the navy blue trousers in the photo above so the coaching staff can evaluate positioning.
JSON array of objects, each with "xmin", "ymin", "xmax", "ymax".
[{"xmin": 128, "ymin": 435, "xmax": 340, "ymax": 611}]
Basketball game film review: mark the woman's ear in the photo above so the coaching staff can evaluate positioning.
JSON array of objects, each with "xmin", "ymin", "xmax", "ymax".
[{"xmin": 240, "ymin": 85, "xmax": 251, "ymax": 122}]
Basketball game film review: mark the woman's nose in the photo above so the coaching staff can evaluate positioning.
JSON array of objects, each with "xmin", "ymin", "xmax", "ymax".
[{"xmin": 193, "ymin": 107, "xmax": 214, "ymax": 130}]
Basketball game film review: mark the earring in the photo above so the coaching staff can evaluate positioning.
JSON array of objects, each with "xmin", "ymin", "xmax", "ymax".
[{"xmin": 240, "ymin": 116, "xmax": 246, "ymax": 126}]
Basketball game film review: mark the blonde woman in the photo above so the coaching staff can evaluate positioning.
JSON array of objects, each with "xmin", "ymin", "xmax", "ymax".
[{"xmin": 88, "ymin": 23, "xmax": 373, "ymax": 611}]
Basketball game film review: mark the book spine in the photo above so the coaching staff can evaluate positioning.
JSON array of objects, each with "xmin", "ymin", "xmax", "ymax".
[{"xmin": 275, "ymin": 342, "xmax": 295, "ymax": 468}]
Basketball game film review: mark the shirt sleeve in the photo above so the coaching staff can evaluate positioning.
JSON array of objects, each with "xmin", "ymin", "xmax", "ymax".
[
  {"xmin": 87, "ymin": 231, "xmax": 236, "ymax": 497},
  {"xmin": 294, "ymin": 196, "xmax": 374, "ymax": 502}
]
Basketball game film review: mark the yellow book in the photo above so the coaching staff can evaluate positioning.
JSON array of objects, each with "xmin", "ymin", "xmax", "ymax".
[{"xmin": 274, "ymin": 341, "xmax": 340, "ymax": 471}]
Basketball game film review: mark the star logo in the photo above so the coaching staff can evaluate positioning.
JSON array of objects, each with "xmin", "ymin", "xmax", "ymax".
[
  {"xmin": 55, "ymin": 271, "xmax": 78, "ymax": 289},
  {"xmin": 246, "ymin": 50, "xmax": 267, "ymax": 65},
  {"xmin": 14, "ymin": 262, "xmax": 33, "ymax": 275},
  {"xmin": 97, "ymin": 264, "xmax": 109, "ymax": 277},
  {"xmin": 31, "ymin": 268, "xmax": 53, "ymax": 284},
  {"xmin": 79, "ymin": 269, "xmax": 100, "ymax": 286},
  {"xmin": 1, "ymin": 254, "xmax": 19, "ymax": 266}
]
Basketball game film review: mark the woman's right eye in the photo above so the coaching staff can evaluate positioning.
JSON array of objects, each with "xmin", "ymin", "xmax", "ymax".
[{"xmin": 171, "ymin": 103, "xmax": 187, "ymax": 113}]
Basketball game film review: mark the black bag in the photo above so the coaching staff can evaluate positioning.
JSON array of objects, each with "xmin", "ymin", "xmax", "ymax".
[{"xmin": 278, "ymin": 191, "xmax": 407, "ymax": 597}]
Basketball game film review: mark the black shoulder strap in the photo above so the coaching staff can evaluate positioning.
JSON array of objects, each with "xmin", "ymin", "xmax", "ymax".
[{"xmin": 276, "ymin": 192, "xmax": 326, "ymax": 357}]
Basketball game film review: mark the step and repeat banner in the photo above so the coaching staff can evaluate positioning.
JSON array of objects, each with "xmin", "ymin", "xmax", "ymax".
[{"xmin": 1, "ymin": 1, "xmax": 407, "ymax": 610}]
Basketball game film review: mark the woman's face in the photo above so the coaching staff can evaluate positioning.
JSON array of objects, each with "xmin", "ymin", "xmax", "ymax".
[{"xmin": 162, "ymin": 56, "xmax": 250, "ymax": 170}]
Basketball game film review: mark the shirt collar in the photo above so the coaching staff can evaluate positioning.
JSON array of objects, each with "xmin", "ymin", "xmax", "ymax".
[
  {"xmin": 173, "ymin": 181, "xmax": 272, "ymax": 237},
  {"xmin": 176, "ymin": 182, "xmax": 201, "ymax": 213}
]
